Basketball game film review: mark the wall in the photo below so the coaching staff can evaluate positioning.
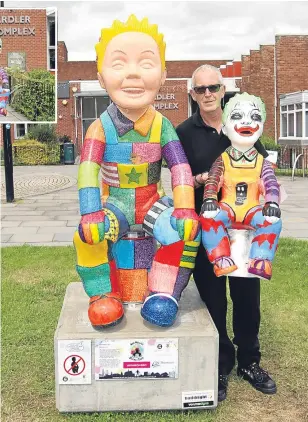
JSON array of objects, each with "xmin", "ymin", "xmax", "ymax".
[
  {"xmin": 276, "ymin": 35, "xmax": 308, "ymax": 139},
  {"xmin": 0, "ymin": 9, "xmax": 47, "ymax": 70}
]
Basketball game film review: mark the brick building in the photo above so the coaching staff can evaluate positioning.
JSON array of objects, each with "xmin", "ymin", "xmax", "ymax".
[
  {"xmin": 0, "ymin": 8, "xmax": 56, "ymax": 72},
  {"xmin": 3, "ymin": 34, "xmax": 307, "ymax": 153}
]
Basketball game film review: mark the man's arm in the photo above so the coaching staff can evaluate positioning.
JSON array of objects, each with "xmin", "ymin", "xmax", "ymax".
[
  {"xmin": 161, "ymin": 117, "xmax": 194, "ymax": 209},
  {"xmin": 161, "ymin": 116, "xmax": 199, "ymax": 240},
  {"xmin": 176, "ymin": 123, "xmax": 208, "ymax": 189}
]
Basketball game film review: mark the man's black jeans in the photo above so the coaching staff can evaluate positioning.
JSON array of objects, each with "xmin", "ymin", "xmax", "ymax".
[{"xmin": 193, "ymin": 245, "xmax": 261, "ymax": 375}]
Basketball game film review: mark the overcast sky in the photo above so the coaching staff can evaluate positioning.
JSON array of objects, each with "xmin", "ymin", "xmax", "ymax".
[{"xmin": 4, "ymin": 1, "xmax": 308, "ymax": 62}]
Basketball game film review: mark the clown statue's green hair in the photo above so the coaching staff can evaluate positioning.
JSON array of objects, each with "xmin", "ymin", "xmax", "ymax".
[{"xmin": 222, "ymin": 92, "xmax": 266, "ymax": 125}]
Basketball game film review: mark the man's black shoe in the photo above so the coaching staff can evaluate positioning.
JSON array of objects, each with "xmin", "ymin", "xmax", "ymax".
[
  {"xmin": 237, "ymin": 362, "xmax": 277, "ymax": 394},
  {"xmin": 218, "ymin": 374, "xmax": 228, "ymax": 402}
]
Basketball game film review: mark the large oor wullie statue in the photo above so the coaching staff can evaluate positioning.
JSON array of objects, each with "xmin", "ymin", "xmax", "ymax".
[
  {"xmin": 200, "ymin": 93, "xmax": 282, "ymax": 280},
  {"xmin": 74, "ymin": 15, "xmax": 200, "ymax": 329}
]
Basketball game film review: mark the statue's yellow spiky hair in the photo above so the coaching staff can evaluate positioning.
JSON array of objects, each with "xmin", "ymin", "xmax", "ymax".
[{"xmin": 95, "ymin": 14, "xmax": 166, "ymax": 73}]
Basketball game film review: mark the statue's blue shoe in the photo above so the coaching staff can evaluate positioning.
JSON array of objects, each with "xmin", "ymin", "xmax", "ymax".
[{"xmin": 141, "ymin": 293, "xmax": 178, "ymax": 327}]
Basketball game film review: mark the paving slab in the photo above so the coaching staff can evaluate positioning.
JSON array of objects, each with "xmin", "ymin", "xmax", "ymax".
[
  {"xmin": 55, "ymin": 215, "xmax": 80, "ymax": 221},
  {"xmin": 2, "ymin": 215, "xmax": 54, "ymax": 221},
  {"xmin": 9, "ymin": 233, "xmax": 54, "ymax": 243},
  {"xmin": 66, "ymin": 220, "xmax": 79, "ymax": 227},
  {"xmin": 1, "ymin": 210, "xmax": 46, "ymax": 216},
  {"xmin": 1, "ymin": 221, "xmax": 22, "ymax": 227},
  {"xmin": 20, "ymin": 220, "xmax": 67, "ymax": 227},
  {"xmin": 0, "ymin": 105, "xmax": 28, "ymax": 122},
  {"xmin": 38, "ymin": 227, "xmax": 76, "ymax": 234},
  {"xmin": 2, "ymin": 227, "xmax": 38, "ymax": 234},
  {"xmin": 53, "ymin": 233, "xmax": 76, "ymax": 242},
  {"xmin": 1, "ymin": 234, "xmax": 12, "ymax": 242}
]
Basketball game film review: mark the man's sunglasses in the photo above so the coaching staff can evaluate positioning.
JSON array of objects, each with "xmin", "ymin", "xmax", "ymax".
[{"xmin": 192, "ymin": 84, "xmax": 222, "ymax": 94}]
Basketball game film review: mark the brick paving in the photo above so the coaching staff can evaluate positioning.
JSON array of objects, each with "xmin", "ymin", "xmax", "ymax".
[
  {"xmin": 1, "ymin": 172, "xmax": 77, "ymax": 200},
  {"xmin": 1, "ymin": 165, "xmax": 308, "ymax": 246}
]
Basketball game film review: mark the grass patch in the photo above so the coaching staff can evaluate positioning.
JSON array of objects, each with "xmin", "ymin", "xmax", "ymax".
[{"xmin": 2, "ymin": 240, "xmax": 308, "ymax": 422}]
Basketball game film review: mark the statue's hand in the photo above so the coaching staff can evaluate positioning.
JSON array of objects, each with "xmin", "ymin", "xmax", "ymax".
[
  {"xmin": 201, "ymin": 199, "xmax": 220, "ymax": 219},
  {"xmin": 78, "ymin": 210, "xmax": 106, "ymax": 244},
  {"xmin": 262, "ymin": 202, "xmax": 281, "ymax": 223},
  {"xmin": 171, "ymin": 209, "xmax": 200, "ymax": 241}
]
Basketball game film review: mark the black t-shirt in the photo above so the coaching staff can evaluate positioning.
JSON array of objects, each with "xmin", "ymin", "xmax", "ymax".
[{"xmin": 176, "ymin": 109, "xmax": 268, "ymax": 213}]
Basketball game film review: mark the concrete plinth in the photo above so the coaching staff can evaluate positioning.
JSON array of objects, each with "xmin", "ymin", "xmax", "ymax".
[{"xmin": 55, "ymin": 282, "xmax": 218, "ymax": 412}]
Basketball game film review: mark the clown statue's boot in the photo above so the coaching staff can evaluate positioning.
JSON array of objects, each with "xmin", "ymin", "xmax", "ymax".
[{"xmin": 74, "ymin": 232, "xmax": 124, "ymax": 329}]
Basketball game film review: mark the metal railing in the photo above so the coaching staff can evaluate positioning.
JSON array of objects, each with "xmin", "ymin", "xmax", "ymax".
[{"xmin": 276, "ymin": 145, "xmax": 308, "ymax": 177}]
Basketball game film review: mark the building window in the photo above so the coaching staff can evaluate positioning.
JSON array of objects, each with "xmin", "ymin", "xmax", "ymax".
[
  {"xmin": 47, "ymin": 15, "xmax": 56, "ymax": 71},
  {"xmin": 280, "ymin": 92, "xmax": 308, "ymax": 140},
  {"xmin": 81, "ymin": 96, "xmax": 110, "ymax": 139},
  {"xmin": 280, "ymin": 103, "xmax": 305, "ymax": 138},
  {"xmin": 14, "ymin": 124, "xmax": 36, "ymax": 139}
]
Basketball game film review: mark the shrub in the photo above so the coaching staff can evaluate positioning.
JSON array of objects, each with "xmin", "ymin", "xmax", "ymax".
[
  {"xmin": 25, "ymin": 125, "xmax": 57, "ymax": 143},
  {"xmin": 12, "ymin": 139, "xmax": 61, "ymax": 165},
  {"xmin": 260, "ymin": 135, "xmax": 281, "ymax": 151}
]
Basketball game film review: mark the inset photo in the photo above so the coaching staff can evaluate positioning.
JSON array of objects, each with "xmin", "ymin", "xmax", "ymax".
[{"xmin": 0, "ymin": 7, "xmax": 56, "ymax": 122}]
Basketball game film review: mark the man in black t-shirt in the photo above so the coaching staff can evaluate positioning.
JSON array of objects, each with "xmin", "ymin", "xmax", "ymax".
[{"xmin": 176, "ymin": 64, "xmax": 277, "ymax": 402}]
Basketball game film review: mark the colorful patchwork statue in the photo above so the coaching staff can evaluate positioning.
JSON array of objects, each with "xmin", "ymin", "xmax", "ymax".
[
  {"xmin": 74, "ymin": 15, "xmax": 200, "ymax": 329},
  {"xmin": 0, "ymin": 68, "xmax": 10, "ymax": 117},
  {"xmin": 200, "ymin": 93, "xmax": 282, "ymax": 280}
]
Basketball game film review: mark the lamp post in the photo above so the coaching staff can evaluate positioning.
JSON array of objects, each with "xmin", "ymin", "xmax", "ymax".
[{"xmin": 3, "ymin": 124, "xmax": 14, "ymax": 202}]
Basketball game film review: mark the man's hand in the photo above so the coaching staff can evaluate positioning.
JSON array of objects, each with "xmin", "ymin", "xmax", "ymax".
[
  {"xmin": 78, "ymin": 210, "xmax": 106, "ymax": 245},
  {"xmin": 201, "ymin": 199, "xmax": 220, "ymax": 219},
  {"xmin": 194, "ymin": 172, "xmax": 209, "ymax": 188},
  {"xmin": 262, "ymin": 202, "xmax": 281, "ymax": 223},
  {"xmin": 171, "ymin": 209, "xmax": 200, "ymax": 241}
]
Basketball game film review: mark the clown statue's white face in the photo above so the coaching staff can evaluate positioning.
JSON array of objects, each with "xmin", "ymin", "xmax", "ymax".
[{"xmin": 222, "ymin": 94, "xmax": 265, "ymax": 153}]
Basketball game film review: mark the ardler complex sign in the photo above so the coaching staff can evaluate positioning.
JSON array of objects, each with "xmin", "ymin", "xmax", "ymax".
[
  {"xmin": 154, "ymin": 93, "xmax": 179, "ymax": 110},
  {"xmin": 0, "ymin": 16, "xmax": 35, "ymax": 36}
]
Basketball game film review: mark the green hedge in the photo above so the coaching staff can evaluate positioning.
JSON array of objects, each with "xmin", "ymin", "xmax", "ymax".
[
  {"xmin": 13, "ymin": 140, "xmax": 61, "ymax": 165},
  {"xmin": 8, "ymin": 69, "xmax": 55, "ymax": 122},
  {"xmin": 260, "ymin": 135, "xmax": 281, "ymax": 151}
]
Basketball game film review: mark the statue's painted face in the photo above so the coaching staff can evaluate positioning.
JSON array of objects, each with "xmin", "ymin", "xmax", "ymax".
[
  {"xmin": 223, "ymin": 100, "xmax": 264, "ymax": 149},
  {"xmin": 98, "ymin": 32, "xmax": 166, "ymax": 111}
]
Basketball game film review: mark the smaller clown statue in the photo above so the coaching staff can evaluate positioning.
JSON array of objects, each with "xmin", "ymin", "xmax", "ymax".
[
  {"xmin": 0, "ymin": 68, "xmax": 10, "ymax": 117},
  {"xmin": 200, "ymin": 93, "xmax": 282, "ymax": 280}
]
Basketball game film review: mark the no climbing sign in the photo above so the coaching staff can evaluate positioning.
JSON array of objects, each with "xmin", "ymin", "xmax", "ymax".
[
  {"xmin": 64, "ymin": 355, "xmax": 86, "ymax": 376},
  {"xmin": 58, "ymin": 340, "xmax": 92, "ymax": 385}
]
